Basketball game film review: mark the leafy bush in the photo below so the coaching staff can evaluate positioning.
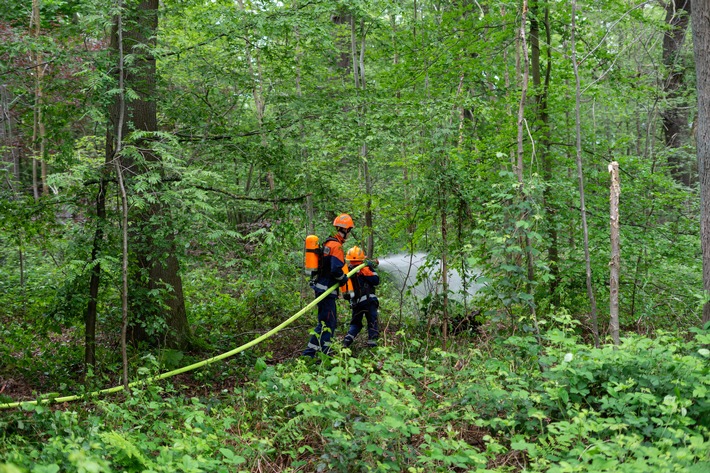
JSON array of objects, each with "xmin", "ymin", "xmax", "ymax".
[{"xmin": 1, "ymin": 327, "xmax": 708, "ymax": 472}]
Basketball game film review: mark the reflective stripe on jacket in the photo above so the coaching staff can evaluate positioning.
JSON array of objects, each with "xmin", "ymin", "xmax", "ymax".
[{"xmin": 350, "ymin": 265, "xmax": 379, "ymax": 305}]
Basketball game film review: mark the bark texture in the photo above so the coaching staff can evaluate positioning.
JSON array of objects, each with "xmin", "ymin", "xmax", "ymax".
[
  {"xmin": 84, "ymin": 179, "xmax": 105, "ymax": 367},
  {"xmin": 662, "ymin": 0, "xmax": 693, "ymax": 186},
  {"xmin": 107, "ymin": 0, "xmax": 190, "ymax": 349},
  {"xmin": 609, "ymin": 162, "xmax": 620, "ymax": 346},
  {"xmin": 572, "ymin": 0, "xmax": 599, "ymax": 346},
  {"xmin": 691, "ymin": 0, "xmax": 710, "ymax": 325},
  {"xmin": 530, "ymin": 0, "xmax": 559, "ymax": 305}
]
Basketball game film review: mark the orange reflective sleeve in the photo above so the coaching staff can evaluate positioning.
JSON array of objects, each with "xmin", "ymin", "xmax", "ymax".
[{"xmin": 328, "ymin": 242, "xmax": 345, "ymax": 264}]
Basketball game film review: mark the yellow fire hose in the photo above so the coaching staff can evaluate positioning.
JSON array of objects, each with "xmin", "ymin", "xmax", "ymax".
[{"xmin": 0, "ymin": 263, "xmax": 366, "ymax": 410}]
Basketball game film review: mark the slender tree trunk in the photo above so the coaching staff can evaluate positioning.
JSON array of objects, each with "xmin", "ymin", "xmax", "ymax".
[
  {"xmin": 629, "ymin": 202, "xmax": 654, "ymax": 324},
  {"xmin": 609, "ymin": 162, "xmax": 620, "ymax": 345},
  {"xmin": 350, "ymin": 16, "xmax": 374, "ymax": 257},
  {"xmin": 691, "ymin": 0, "xmax": 710, "ymax": 326},
  {"xmin": 40, "ymin": 120, "xmax": 47, "ymax": 195},
  {"xmin": 18, "ymin": 237, "xmax": 25, "ymax": 316},
  {"xmin": 441, "ymin": 201, "xmax": 449, "ymax": 351},
  {"xmin": 294, "ymin": 25, "xmax": 315, "ymax": 235},
  {"xmin": 413, "ymin": 0, "xmax": 417, "ymax": 38},
  {"xmin": 571, "ymin": 0, "xmax": 600, "ymax": 346},
  {"xmin": 363, "ymin": 144, "xmax": 374, "ymax": 257},
  {"xmin": 531, "ymin": 0, "xmax": 559, "ymax": 305},
  {"xmin": 115, "ymin": 0, "xmax": 130, "ymax": 389},
  {"xmin": 515, "ymin": 0, "xmax": 540, "ymax": 342},
  {"xmin": 84, "ymin": 178, "xmax": 106, "ymax": 369},
  {"xmin": 119, "ymin": 174, "xmax": 128, "ymax": 388},
  {"xmin": 237, "ymin": 0, "xmax": 276, "ymax": 211},
  {"xmin": 359, "ymin": 19, "xmax": 366, "ymax": 88},
  {"xmin": 515, "ymin": 0, "xmax": 529, "ymax": 184},
  {"xmin": 1, "ymin": 85, "xmax": 19, "ymax": 190},
  {"xmin": 351, "ymin": 16, "xmax": 359, "ymax": 89},
  {"xmin": 360, "ymin": 21, "xmax": 374, "ymax": 258},
  {"xmin": 31, "ymin": 0, "xmax": 44, "ymax": 200}
]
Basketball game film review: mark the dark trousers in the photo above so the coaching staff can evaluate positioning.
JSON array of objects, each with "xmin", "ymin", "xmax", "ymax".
[
  {"xmin": 343, "ymin": 300, "xmax": 379, "ymax": 347},
  {"xmin": 303, "ymin": 295, "xmax": 337, "ymax": 357}
]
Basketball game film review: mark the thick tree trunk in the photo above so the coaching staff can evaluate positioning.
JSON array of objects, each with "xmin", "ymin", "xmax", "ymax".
[
  {"xmin": 108, "ymin": 0, "xmax": 190, "ymax": 349},
  {"xmin": 691, "ymin": 0, "xmax": 710, "ymax": 326},
  {"xmin": 662, "ymin": 0, "xmax": 693, "ymax": 186},
  {"xmin": 147, "ymin": 252, "xmax": 189, "ymax": 346}
]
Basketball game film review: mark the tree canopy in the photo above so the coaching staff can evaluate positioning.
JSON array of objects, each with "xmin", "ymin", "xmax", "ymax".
[{"xmin": 1, "ymin": 0, "xmax": 709, "ymax": 471}]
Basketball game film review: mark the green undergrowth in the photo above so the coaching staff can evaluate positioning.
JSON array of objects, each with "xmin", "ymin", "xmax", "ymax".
[{"xmin": 1, "ymin": 326, "xmax": 709, "ymax": 472}]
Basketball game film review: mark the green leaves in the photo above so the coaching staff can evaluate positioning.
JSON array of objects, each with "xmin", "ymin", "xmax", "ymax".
[
  {"xmin": 218, "ymin": 448, "xmax": 246, "ymax": 466},
  {"xmin": 2, "ymin": 330, "xmax": 709, "ymax": 471}
]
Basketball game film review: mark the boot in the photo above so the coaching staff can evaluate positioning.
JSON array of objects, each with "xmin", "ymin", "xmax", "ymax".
[{"xmin": 342, "ymin": 335, "xmax": 354, "ymax": 348}]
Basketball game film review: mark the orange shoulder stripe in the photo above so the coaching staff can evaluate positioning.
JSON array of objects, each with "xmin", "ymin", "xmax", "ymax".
[{"xmin": 325, "ymin": 241, "xmax": 345, "ymax": 262}]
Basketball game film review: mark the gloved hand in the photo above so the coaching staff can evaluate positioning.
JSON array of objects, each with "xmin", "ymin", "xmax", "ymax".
[
  {"xmin": 339, "ymin": 274, "xmax": 349, "ymax": 286},
  {"xmin": 367, "ymin": 258, "xmax": 379, "ymax": 270}
]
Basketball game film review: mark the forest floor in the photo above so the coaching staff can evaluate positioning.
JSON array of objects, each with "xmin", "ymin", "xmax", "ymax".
[{"xmin": 0, "ymin": 316, "xmax": 413, "ymax": 405}]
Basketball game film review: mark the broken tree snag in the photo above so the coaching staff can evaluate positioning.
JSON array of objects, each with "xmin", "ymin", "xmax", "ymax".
[{"xmin": 609, "ymin": 161, "xmax": 620, "ymax": 346}]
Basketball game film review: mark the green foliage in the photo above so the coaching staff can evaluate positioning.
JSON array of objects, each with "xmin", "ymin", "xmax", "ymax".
[
  {"xmin": 1, "ymin": 0, "xmax": 709, "ymax": 471},
  {"xmin": 2, "ymin": 326, "xmax": 708, "ymax": 472}
]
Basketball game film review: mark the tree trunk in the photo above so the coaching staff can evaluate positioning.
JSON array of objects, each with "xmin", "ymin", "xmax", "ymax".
[
  {"xmin": 441, "ymin": 201, "xmax": 449, "ymax": 351},
  {"xmin": 572, "ymin": 0, "xmax": 600, "ymax": 346},
  {"xmin": 609, "ymin": 162, "xmax": 620, "ymax": 346},
  {"xmin": 360, "ymin": 21, "xmax": 374, "ymax": 258},
  {"xmin": 662, "ymin": 0, "xmax": 693, "ymax": 186},
  {"xmin": 84, "ymin": 178, "xmax": 106, "ymax": 368},
  {"xmin": 31, "ymin": 0, "xmax": 46, "ymax": 200},
  {"xmin": 108, "ymin": 0, "xmax": 190, "ymax": 349},
  {"xmin": 515, "ymin": 0, "xmax": 541, "ymax": 342},
  {"xmin": 0, "ymin": 84, "xmax": 19, "ymax": 191},
  {"xmin": 294, "ymin": 26, "xmax": 315, "ymax": 235},
  {"xmin": 18, "ymin": 238, "xmax": 25, "ymax": 316},
  {"xmin": 351, "ymin": 16, "xmax": 359, "ymax": 89},
  {"xmin": 531, "ymin": 0, "xmax": 559, "ymax": 306},
  {"xmin": 115, "ymin": 0, "xmax": 130, "ymax": 389},
  {"xmin": 691, "ymin": 0, "xmax": 710, "ymax": 326},
  {"xmin": 514, "ymin": 0, "xmax": 529, "ymax": 184},
  {"xmin": 350, "ymin": 16, "xmax": 374, "ymax": 257}
]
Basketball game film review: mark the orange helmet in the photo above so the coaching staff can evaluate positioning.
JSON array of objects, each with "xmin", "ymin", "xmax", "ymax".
[
  {"xmin": 346, "ymin": 245, "xmax": 366, "ymax": 263},
  {"xmin": 333, "ymin": 213, "xmax": 354, "ymax": 231}
]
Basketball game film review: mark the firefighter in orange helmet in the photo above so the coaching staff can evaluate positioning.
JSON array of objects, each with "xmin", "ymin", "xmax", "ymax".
[
  {"xmin": 303, "ymin": 213, "xmax": 354, "ymax": 357},
  {"xmin": 342, "ymin": 245, "xmax": 380, "ymax": 349}
]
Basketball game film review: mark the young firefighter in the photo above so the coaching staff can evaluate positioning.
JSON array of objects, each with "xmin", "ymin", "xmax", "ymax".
[
  {"xmin": 342, "ymin": 246, "xmax": 380, "ymax": 349},
  {"xmin": 302, "ymin": 214, "xmax": 354, "ymax": 357}
]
